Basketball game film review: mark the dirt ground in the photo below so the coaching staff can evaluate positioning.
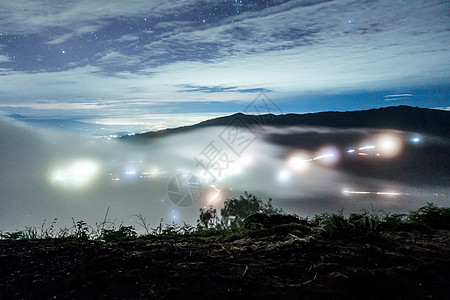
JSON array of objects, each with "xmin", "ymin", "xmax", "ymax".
[{"xmin": 1, "ymin": 227, "xmax": 449, "ymax": 299}]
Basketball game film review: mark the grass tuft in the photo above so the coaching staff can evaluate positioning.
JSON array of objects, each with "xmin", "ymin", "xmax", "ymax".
[{"xmin": 1, "ymin": 202, "xmax": 449, "ymax": 241}]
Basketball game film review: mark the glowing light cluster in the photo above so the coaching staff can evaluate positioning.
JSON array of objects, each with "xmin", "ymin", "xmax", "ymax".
[
  {"xmin": 343, "ymin": 189, "xmax": 404, "ymax": 196},
  {"xmin": 239, "ymin": 154, "xmax": 254, "ymax": 166},
  {"xmin": 193, "ymin": 154, "xmax": 256, "ymax": 184},
  {"xmin": 51, "ymin": 160, "xmax": 100, "ymax": 187},
  {"xmin": 350, "ymin": 132, "xmax": 404, "ymax": 158},
  {"xmin": 228, "ymin": 162, "xmax": 243, "ymax": 175},
  {"xmin": 359, "ymin": 145, "xmax": 376, "ymax": 151},
  {"xmin": 375, "ymin": 133, "xmax": 403, "ymax": 158},
  {"xmin": 314, "ymin": 146, "xmax": 340, "ymax": 166},
  {"xmin": 287, "ymin": 151, "xmax": 311, "ymax": 173},
  {"xmin": 285, "ymin": 146, "xmax": 340, "ymax": 174},
  {"xmin": 277, "ymin": 169, "xmax": 291, "ymax": 182},
  {"xmin": 207, "ymin": 185, "xmax": 221, "ymax": 204}
]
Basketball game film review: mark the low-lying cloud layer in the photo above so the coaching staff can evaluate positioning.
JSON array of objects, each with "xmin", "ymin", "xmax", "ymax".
[{"xmin": 1, "ymin": 117, "xmax": 448, "ymax": 232}]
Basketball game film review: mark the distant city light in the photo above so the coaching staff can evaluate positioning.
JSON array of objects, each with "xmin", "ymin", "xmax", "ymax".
[
  {"xmin": 286, "ymin": 151, "xmax": 310, "ymax": 173},
  {"xmin": 312, "ymin": 154, "xmax": 334, "ymax": 161},
  {"xmin": 171, "ymin": 210, "xmax": 178, "ymax": 220},
  {"xmin": 314, "ymin": 146, "xmax": 340, "ymax": 166},
  {"xmin": 359, "ymin": 145, "xmax": 376, "ymax": 151},
  {"xmin": 207, "ymin": 185, "xmax": 221, "ymax": 204},
  {"xmin": 228, "ymin": 163, "xmax": 243, "ymax": 175},
  {"xmin": 375, "ymin": 133, "xmax": 403, "ymax": 158},
  {"xmin": 277, "ymin": 169, "xmax": 291, "ymax": 182},
  {"xmin": 376, "ymin": 191, "xmax": 402, "ymax": 196},
  {"xmin": 343, "ymin": 190, "xmax": 371, "ymax": 195},
  {"xmin": 239, "ymin": 154, "xmax": 254, "ymax": 166},
  {"xmin": 51, "ymin": 160, "xmax": 100, "ymax": 187},
  {"xmin": 343, "ymin": 189, "xmax": 404, "ymax": 196}
]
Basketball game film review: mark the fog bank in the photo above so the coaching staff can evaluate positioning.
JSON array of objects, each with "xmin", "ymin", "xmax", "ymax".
[{"xmin": 0, "ymin": 118, "xmax": 448, "ymax": 232}]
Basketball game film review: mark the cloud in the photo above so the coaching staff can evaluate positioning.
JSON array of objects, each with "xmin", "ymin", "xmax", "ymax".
[
  {"xmin": 0, "ymin": 1, "xmax": 190, "ymax": 34},
  {"xmin": 385, "ymin": 94, "xmax": 414, "ymax": 98},
  {"xmin": 96, "ymin": 51, "xmax": 143, "ymax": 67},
  {"xmin": 47, "ymin": 25, "xmax": 105, "ymax": 45},
  {"xmin": 384, "ymin": 94, "xmax": 414, "ymax": 101},
  {"xmin": 178, "ymin": 85, "xmax": 271, "ymax": 94},
  {"xmin": 0, "ymin": 0, "xmax": 448, "ymax": 119},
  {"xmin": 0, "ymin": 54, "xmax": 11, "ymax": 63},
  {"xmin": 116, "ymin": 34, "xmax": 139, "ymax": 43},
  {"xmin": 0, "ymin": 117, "xmax": 448, "ymax": 232}
]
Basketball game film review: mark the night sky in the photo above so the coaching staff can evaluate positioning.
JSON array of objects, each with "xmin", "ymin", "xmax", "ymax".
[{"xmin": 0, "ymin": 0, "xmax": 448, "ymax": 128}]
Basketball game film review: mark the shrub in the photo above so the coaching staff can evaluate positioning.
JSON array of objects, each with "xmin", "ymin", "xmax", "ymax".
[
  {"xmin": 349, "ymin": 210, "xmax": 382, "ymax": 231},
  {"xmin": 407, "ymin": 203, "xmax": 450, "ymax": 229},
  {"xmin": 311, "ymin": 211, "xmax": 355, "ymax": 237},
  {"xmin": 101, "ymin": 226, "xmax": 137, "ymax": 242},
  {"xmin": 382, "ymin": 213, "xmax": 408, "ymax": 229},
  {"xmin": 198, "ymin": 206, "xmax": 219, "ymax": 229},
  {"xmin": 220, "ymin": 192, "xmax": 284, "ymax": 227}
]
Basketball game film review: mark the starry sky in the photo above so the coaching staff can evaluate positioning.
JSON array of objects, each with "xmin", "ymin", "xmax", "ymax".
[{"xmin": 0, "ymin": 0, "xmax": 449, "ymax": 128}]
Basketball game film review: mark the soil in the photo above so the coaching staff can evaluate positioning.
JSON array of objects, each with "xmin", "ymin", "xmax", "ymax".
[{"xmin": 1, "ymin": 226, "xmax": 449, "ymax": 299}]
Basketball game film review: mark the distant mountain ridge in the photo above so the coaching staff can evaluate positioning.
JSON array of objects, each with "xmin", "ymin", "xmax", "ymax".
[
  {"xmin": 129, "ymin": 106, "xmax": 450, "ymax": 139},
  {"xmin": 6, "ymin": 114, "xmax": 136, "ymax": 136}
]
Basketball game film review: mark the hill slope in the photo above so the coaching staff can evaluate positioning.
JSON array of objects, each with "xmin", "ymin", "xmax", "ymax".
[{"xmin": 127, "ymin": 106, "xmax": 450, "ymax": 140}]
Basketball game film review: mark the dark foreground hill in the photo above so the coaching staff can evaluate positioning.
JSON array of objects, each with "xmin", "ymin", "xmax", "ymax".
[
  {"xmin": 126, "ymin": 106, "xmax": 450, "ymax": 140},
  {"xmin": 1, "ymin": 225, "xmax": 449, "ymax": 299}
]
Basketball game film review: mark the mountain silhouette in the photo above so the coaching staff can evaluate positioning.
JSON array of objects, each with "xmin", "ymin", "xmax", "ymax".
[{"xmin": 126, "ymin": 106, "xmax": 450, "ymax": 139}]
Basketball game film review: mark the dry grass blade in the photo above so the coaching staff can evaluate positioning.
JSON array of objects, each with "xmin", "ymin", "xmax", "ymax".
[
  {"xmin": 240, "ymin": 265, "xmax": 249, "ymax": 278},
  {"xmin": 302, "ymin": 272, "xmax": 318, "ymax": 285}
]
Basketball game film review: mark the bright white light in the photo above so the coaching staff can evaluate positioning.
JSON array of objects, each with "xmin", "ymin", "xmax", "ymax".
[
  {"xmin": 51, "ymin": 160, "xmax": 100, "ymax": 187},
  {"xmin": 208, "ymin": 185, "xmax": 221, "ymax": 204},
  {"xmin": 277, "ymin": 169, "xmax": 291, "ymax": 182},
  {"xmin": 197, "ymin": 171, "xmax": 213, "ymax": 182},
  {"xmin": 228, "ymin": 162, "xmax": 243, "ymax": 175},
  {"xmin": 170, "ymin": 209, "xmax": 179, "ymax": 220},
  {"xmin": 411, "ymin": 137, "xmax": 420, "ymax": 143},
  {"xmin": 375, "ymin": 133, "xmax": 403, "ymax": 158},
  {"xmin": 286, "ymin": 151, "xmax": 310, "ymax": 173},
  {"xmin": 376, "ymin": 192, "xmax": 402, "ymax": 196},
  {"xmin": 125, "ymin": 170, "xmax": 137, "ymax": 175},
  {"xmin": 314, "ymin": 146, "xmax": 340, "ymax": 166},
  {"xmin": 71, "ymin": 161, "xmax": 98, "ymax": 178},
  {"xmin": 343, "ymin": 189, "xmax": 403, "ymax": 196},
  {"xmin": 240, "ymin": 154, "xmax": 253, "ymax": 166},
  {"xmin": 347, "ymin": 149, "xmax": 355, "ymax": 153},
  {"xmin": 359, "ymin": 145, "xmax": 376, "ymax": 151},
  {"xmin": 313, "ymin": 154, "xmax": 334, "ymax": 160},
  {"xmin": 343, "ymin": 189, "xmax": 371, "ymax": 195}
]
